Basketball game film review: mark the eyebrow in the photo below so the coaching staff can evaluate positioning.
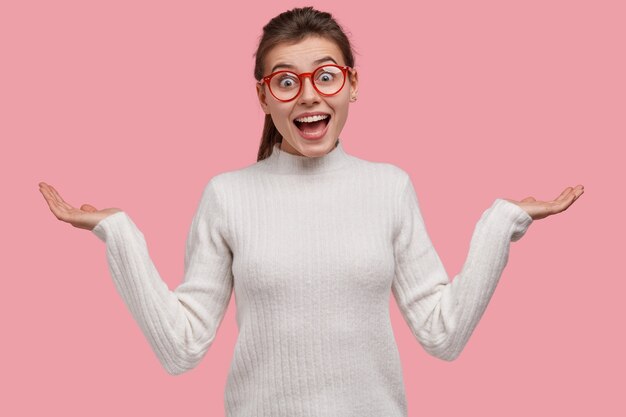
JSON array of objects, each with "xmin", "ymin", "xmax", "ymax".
[{"xmin": 271, "ymin": 56, "xmax": 338, "ymax": 73}]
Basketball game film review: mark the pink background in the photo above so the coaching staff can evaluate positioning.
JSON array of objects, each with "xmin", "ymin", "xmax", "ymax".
[{"xmin": 2, "ymin": 0, "xmax": 623, "ymax": 415}]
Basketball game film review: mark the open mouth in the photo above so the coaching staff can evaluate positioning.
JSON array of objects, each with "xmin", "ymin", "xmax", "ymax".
[{"xmin": 293, "ymin": 114, "xmax": 331, "ymax": 132}]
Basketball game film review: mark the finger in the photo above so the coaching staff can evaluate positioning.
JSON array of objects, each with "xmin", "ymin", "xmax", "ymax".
[
  {"xmin": 39, "ymin": 185, "xmax": 57, "ymax": 209},
  {"xmin": 556, "ymin": 191, "xmax": 578, "ymax": 212},
  {"xmin": 542, "ymin": 185, "xmax": 584, "ymax": 216},
  {"xmin": 80, "ymin": 204, "xmax": 98, "ymax": 212},
  {"xmin": 575, "ymin": 185, "xmax": 584, "ymax": 195},
  {"xmin": 573, "ymin": 187, "xmax": 584, "ymax": 201},
  {"xmin": 40, "ymin": 184, "xmax": 78, "ymax": 221},
  {"xmin": 565, "ymin": 185, "xmax": 585, "ymax": 202},
  {"xmin": 561, "ymin": 185, "xmax": 585, "ymax": 200},
  {"xmin": 46, "ymin": 183, "xmax": 66, "ymax": 204},
  {"xmin": 39, "ymin": 186, "xmax": 66, "ymax": 218},
  {"xmin": 39, "ymin": 184, "xmax": 62, "ymax": 209},
  {"xmin": 39, "ymin": 183, "xmax": 52, "ymax": 202},
  {"xmin": 41, "ymin": 183, "xmax": 64, "ymax": 207},
  {"xmin": 46, "ymin": 184, "xmax": 75, "ymax": 211},
  {"xmin": 555, "ymin": 187, "xmax": 573, "ymax": 202}
]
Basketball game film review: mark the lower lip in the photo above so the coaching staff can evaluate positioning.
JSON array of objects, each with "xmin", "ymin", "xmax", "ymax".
[{"xmin": 295, "ymin": 118, "xmax": 330, "ymax": 141}]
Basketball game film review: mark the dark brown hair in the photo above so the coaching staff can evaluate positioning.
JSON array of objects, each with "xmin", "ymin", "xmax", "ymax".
[{"xmin": 253, "ymin": 6, "xmax": 357, "ymax": 161}]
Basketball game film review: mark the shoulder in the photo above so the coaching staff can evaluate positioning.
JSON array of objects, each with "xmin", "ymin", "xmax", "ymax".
[
  {"xmin": 349, "ymin": 154, "xmax": 411, "ymax": 188},
  {"xmin": 197, "ymin": 164, "xmax": 262, "ymax": 205}
]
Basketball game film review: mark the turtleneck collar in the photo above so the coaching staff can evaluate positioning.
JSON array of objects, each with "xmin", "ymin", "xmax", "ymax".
[{"xmin": 261, "ymin": 138, "xmax": 352, "ymax": 175}]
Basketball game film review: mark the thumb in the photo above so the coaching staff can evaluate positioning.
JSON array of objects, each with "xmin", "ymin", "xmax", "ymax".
[{"xmin": 80, "ymin": 204, "xmax": 98, "ymax": 212}]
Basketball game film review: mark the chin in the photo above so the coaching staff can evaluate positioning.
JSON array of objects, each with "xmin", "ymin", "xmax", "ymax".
[
  {"xmin": 300, "ymin": 138, "xmax": 336, "ymax": 155},
  {"xmin": 283, "ymin": 133, "xmax": 331, "ymax": 156}
]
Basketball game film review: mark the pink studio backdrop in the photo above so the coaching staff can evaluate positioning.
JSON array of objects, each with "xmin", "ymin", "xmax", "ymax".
[{"xmin": 2, "ymin": 0, "xmax": 623, "ymax": 416}]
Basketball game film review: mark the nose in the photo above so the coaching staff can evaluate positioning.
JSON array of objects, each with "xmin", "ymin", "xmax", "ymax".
[{"xmin": 298, "ymin": 76, "xmax": 321, "ymax": 104}]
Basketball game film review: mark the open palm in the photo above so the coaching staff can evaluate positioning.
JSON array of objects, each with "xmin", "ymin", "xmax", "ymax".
[
  {"xmin": 39, "ymin": 182, "xmax": 122, "ymax": 231},
  {"xmin": 504, "ymin": 185, "xmax": 584, "ymax": 221}
]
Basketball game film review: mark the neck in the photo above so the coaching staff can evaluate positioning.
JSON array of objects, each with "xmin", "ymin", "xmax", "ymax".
[{"xmin": 262, "ymin": 138, "xmax": 351, "ymax": 175}]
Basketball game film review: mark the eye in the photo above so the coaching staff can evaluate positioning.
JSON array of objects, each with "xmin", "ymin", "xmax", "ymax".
[
  {"xmin": 277, "ymin": 74, "xmax": 298, "ymax": 89},
  {"xmin": 316, "ymin": 71, "xmax": 335, "ymax": 83}
]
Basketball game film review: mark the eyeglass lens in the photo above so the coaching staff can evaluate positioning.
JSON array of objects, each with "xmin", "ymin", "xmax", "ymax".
[{"xmin": 269, "ymin": 66, "xmax": 345, "ymax": 101}]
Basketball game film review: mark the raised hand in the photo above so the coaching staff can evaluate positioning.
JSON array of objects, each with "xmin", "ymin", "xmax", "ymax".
[
  {"xmin": 503, "ymin": 185, "xmax": 584, "ymax": 221},
  {"xmin": 39, "ymin": 182, "xmax": 122, "ymax": 231}
]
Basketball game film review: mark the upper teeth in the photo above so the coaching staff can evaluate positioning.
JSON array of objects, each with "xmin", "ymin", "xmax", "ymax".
[{"xmin": 295, "ymin": 114, "xmax": 329, "ymax": 123}]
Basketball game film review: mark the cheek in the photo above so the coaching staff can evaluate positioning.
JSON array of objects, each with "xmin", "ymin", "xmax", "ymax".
[
  {"xmin": 331, "ymin": 99, "xmax": 350, "ymax": 119},
  {"xmin": 329, "ymin": 100, "xmax": 351, "ymax": 129},
  {"xmin": 270, "ymin": 113, "xmax": 286, "ymax": 130},
  {"xmin": 268, "ymin": 105, "xmax": 291, "ymax": 124},
  {"xmin": 268, "ymin": 106, "xmax": 295, "ymax": 136}
]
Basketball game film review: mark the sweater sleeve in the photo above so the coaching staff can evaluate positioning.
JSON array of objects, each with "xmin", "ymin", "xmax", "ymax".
[
  {"xmin": 391, "ymin": 175, "xmax": 533, "ymax": 361},
  {"xmin": 91, "ymin": 179, "xmax": 234, "ymax": 375}
]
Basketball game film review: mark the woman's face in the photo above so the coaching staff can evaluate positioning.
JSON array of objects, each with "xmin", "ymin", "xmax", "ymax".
[{"xmin": 256, "ymin": 35, "xmax": 359, "ymax": 157}]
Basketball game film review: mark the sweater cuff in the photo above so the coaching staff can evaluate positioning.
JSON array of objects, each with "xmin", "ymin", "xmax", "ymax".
[
  {"xmin": 492, "ymin": 198, "xmax": 533, "ymax": 242},
  {"xmin": 91, "ymin": 211, "xmax": 129, "ymax": 242}
]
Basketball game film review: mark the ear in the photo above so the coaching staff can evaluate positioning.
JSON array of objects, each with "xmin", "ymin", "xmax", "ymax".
[
  {"xmin": 348, "ymin": 68, "xmax": 359, "ymax": 102},
  {"xmin": 256, "ymin": 83, "xmax": 271, "ymax": 115}
]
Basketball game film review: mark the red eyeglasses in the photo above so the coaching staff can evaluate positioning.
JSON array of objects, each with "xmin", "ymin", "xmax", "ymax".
[{"xmin": 258, "ymin": 64, "xmax": 353, "ymax": 102}]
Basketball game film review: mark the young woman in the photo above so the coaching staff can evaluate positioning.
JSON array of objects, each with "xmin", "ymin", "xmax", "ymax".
[{"xmin": 39, "ymin": 6, "xmax": 584, "ymax": 417}]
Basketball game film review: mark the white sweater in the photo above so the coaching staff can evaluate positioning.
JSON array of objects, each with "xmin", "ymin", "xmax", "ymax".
[{"xmin": 92, "ymin": 139, "xmax": 533, "ymax": 417}]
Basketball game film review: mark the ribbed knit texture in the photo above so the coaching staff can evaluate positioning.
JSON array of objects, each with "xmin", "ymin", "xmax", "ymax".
[{"xmin": 92, "ymin": 138, "xmax": 533, "ymax": 417}]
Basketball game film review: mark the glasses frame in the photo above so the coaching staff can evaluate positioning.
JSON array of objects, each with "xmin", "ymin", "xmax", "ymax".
[{"xmin": 258, "ymin": 64, "xmax": 353, "ymax": 102}]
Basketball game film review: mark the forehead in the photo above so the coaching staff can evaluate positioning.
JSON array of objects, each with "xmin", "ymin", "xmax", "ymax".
[{"xmin": 265, "ymin": 36, "xmax": 345, "ymax": 73}]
